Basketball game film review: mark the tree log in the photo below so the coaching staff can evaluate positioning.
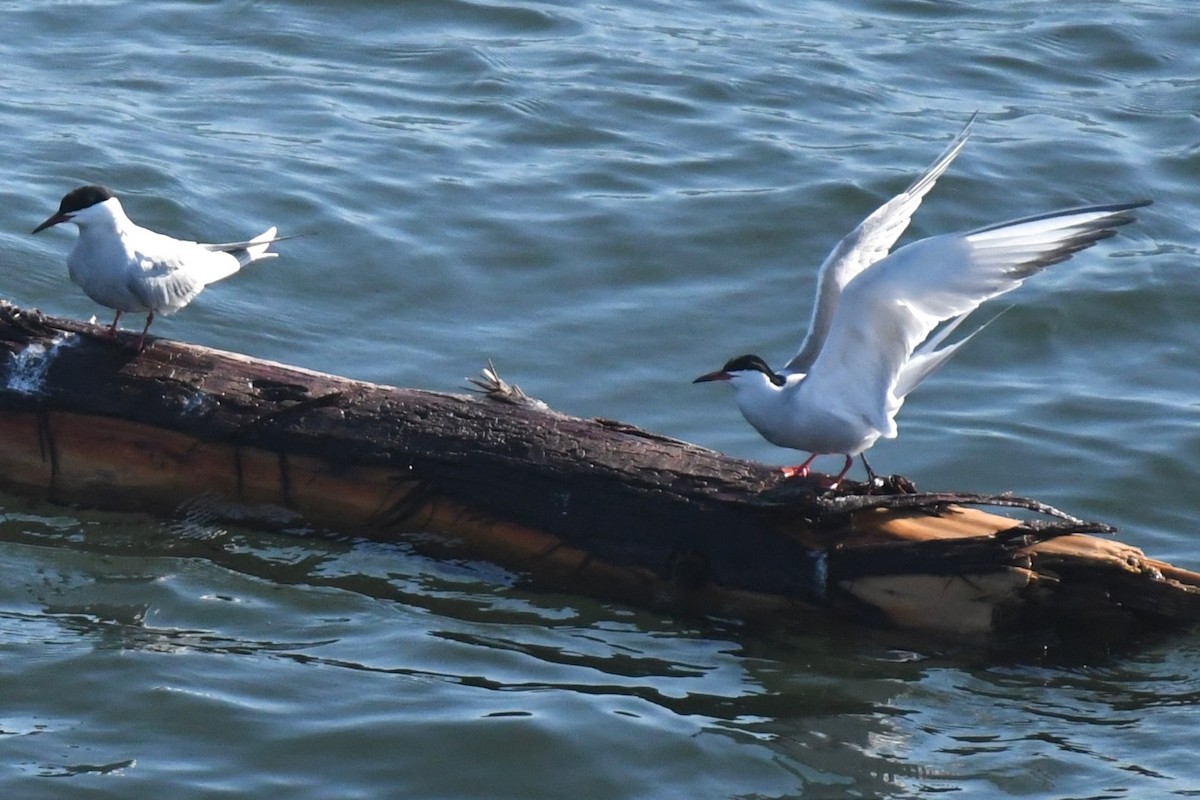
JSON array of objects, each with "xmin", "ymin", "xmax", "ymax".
[{"xmin": 0, "ymin": 300, "xmax": 1196, "ymax": 652}]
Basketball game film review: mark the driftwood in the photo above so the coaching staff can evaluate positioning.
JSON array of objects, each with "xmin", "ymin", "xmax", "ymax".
[{"xmin": 0, "ymin": 299, "xmax": 1197, "ymax": 653}]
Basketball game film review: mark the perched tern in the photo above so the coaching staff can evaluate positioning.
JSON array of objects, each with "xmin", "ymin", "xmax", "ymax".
[
  {"xmin": 694, "ymin": 116, "xmax": 1149, "ymax": 485},
  {"xmin": 32, "ymin": 184, "xmax": 284, "ymax": 350}
]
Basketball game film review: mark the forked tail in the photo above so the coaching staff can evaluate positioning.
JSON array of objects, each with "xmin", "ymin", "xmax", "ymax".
[
  {"xmin": 204, "ymin": 226, "xmax": 296, "ymax": 267},
  {"xmin": 235, "ymin": 226, "xmax": 280, "ymax": 267}
]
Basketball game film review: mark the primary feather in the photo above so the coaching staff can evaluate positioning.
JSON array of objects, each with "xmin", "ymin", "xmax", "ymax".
[{"xmin": 799, "ymin": 201, "xmax": 1148, "ymax": 446}]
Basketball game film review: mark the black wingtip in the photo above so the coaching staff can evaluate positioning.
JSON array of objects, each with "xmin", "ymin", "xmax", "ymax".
[{"xmin": 995, "ymin": 200, "xmax": 1153, "ymax": 278}]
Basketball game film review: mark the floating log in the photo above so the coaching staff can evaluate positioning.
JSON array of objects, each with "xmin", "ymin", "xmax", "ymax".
[{"xmin": 0, "ymin": 299, "xmax": 1196, "ymax": 653}]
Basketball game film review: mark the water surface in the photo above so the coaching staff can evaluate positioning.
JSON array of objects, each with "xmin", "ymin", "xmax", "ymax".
[{"xmin": 1, "ymin": 1, "xmax": 1199, "ymax": 796}]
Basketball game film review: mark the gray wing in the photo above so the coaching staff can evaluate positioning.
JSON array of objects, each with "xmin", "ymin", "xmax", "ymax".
[
  {"xmin": 784, "ymin": 113, "xmax": 976, "ymax": 374},
  {"xmin": 126, "ymin": 250, "xmax": 208, "ymax": 314},
  {"xmin": 798, "ymin": 201, "xmax": 1149, "ymax": 439},
  {"xmin": 125, "ymin": 229, "xmax": 246, "ymax": 313}
]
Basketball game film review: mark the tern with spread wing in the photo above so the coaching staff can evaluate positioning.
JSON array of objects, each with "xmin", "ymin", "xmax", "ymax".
[
  {"xmin": 32, "ymin": 185, "xmax": 285, "ymax": 350},
  {"xmin": 694, "ymin": 116, "xmax": 1149, "ymax": 485}
]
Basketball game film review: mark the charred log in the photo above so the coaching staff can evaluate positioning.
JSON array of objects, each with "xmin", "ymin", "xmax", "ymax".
[{"xmin": 0, "ymin": 300, "xmax": 1197, "ymax": 651}]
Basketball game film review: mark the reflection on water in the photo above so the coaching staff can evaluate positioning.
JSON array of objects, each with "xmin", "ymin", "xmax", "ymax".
[{"xmin": 1, "ymin": 499, "xmax": 1199, "ymax": 797}]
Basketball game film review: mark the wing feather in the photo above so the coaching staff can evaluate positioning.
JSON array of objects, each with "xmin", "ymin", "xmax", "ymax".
[
  {"xmin": 785, "ymin": 113, "xmax": 976, "ymax": 373},
  {"xmin": 798, "ymin": 201, "xmax": 1150, "ymax": 437}
]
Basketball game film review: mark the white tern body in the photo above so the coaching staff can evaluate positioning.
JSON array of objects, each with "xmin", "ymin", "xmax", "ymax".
[{"xmin": 33, "ymin": 185, "xmax": 281, "ymax": 349}]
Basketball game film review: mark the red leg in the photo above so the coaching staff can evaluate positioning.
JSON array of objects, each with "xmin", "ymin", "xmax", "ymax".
[
  {"xmin": 828, "ymin": 454, "xmax": 854, "ymax": 488},
  {"xmin": 781, "ymin": 453, "xmax": 819, "ymax": 479},
  {"xmin": 135, "ymin": 311, "xmax": 154, "ymax": 352},
  {"xmin": 107, "ymin": 310, "xmax": 123, "ymax": 336}
]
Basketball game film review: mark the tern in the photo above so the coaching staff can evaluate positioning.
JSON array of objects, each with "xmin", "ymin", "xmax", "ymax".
[
  {"xmin": 32, "ymin": 184, "xmax": 284, "ymax": 350},
  {"xmin": 694, "ymin": 116, "xmax": 1149, "ymax": 485}
]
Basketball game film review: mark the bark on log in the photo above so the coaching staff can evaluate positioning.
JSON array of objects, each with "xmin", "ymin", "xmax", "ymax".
[{"xmin": 0, "ymin": 299, "xmax": 1197, "ymax": 653}]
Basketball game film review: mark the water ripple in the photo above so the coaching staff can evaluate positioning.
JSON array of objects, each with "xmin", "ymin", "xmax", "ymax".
[{"xmin": 2, "ymin": 0, "xmax": 1200, "ymax": 797}]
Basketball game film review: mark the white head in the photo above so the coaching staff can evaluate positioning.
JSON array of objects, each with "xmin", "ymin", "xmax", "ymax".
[{"xmin": 32, "ymin": 185, "xmax": 123, "ymax": 234}]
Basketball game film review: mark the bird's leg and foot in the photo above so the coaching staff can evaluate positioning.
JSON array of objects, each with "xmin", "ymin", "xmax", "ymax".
[
  {"xmin": 133, "ymin": 311, "xmax": 154, "ymax": 353},
  {"xmin": 106, "ymin": 310, "xmax": 123, "ymax": 338},
  {"xmin": 781, "ymin": 453, "xmax": 854, "ymax": 490},
  {"xmin": 781, "ymin": 453, "xmax": 819, "ymax": 479},
  {"xmin": 861, "ymin": 454, "xmax": 879, "ymax": 485},
  {"xmin": 826, "ymin": 454, "xmax": 855, "ymax": 490}
]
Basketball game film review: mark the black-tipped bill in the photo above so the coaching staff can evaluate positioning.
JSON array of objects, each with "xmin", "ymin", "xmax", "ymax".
[
  {"xmin": 31, "ymin": 212, "xmax": 70, "ymax": 234},
  {"xmin": 695, "ymin": 354, "xmax": 786, "ymax": 387},
  {"xmin": 693, "ymin": 369, "xmax": 732, "ymax": 384}
]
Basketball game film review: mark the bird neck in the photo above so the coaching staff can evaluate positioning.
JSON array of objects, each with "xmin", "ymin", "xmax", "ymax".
[
  {"xmin": 729, "ymin": 371, "xmax": 809, "ymax": 448},
  {"xmin": 75, "ymin": 198, "xmax": 133, "ymax": 236},
  {"xmin": 731, "ymin": 369, "xmax": 793, "ymax": 409}
]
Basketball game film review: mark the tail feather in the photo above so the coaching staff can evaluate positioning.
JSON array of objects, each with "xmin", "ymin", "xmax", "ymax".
[
  {"xmin": 203, "ymin": 226, "xmax": 282, "ymax": 268},
  {"xmin": 893, "ymin": 308, "xmax": 1009, "ymax": 400},
  {"xmin": 240, "ymin": 226, "xmax": 279, "ymax": 267}
]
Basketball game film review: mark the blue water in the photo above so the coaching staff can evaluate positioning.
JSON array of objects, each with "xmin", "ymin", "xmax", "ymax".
[{"xmin": 2, "ymin": 0, "xmax": 1200, "ymax": 796}]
